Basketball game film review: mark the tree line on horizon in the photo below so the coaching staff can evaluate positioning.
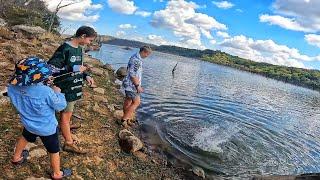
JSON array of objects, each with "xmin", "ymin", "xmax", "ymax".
[{"xmin": 154, "ymin": 45, "xmax": 320, "ymax": 91}]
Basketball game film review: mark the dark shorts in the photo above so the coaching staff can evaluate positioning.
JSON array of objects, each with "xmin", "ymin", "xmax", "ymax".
[
  {"xmin": 125, "ymin": 91, "xmax": 140, "ymax": 100},
  {"xmin": 22, "ymin": 128, "xmax": 60, "ymax": 153}
]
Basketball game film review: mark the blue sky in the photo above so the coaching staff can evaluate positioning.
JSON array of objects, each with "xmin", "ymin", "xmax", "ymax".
[{"xmin": 44, "ymin": 0, "xmax": 320, "ymax": 69}]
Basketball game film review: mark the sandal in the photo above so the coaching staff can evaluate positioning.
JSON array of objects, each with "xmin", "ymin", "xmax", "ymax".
[
  {"xmin": 51, "ymin": 168, "xmax": 72, "ymax": 180},
  {"xmin": 89, "ymin": 84, "xmax": 98, "ymax": 88},
  {"xmin": 11, "ymin": 149, "xmax": 29, "ymax": 165}
]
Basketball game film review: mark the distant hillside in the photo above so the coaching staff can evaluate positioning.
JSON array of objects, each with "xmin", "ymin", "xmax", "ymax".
[
  {"xmin": 102, "ymin": 38, "xmax": 320, "ymax": 91},
  {"xmin": 100, "ymin": 36, "xmax": 156, "ymax": 48}
]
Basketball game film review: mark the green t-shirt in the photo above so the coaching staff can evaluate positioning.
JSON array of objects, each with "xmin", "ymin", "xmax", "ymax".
[{"xmin": 48, "ymin": 42, "xmax": 87, "ymax": 102}]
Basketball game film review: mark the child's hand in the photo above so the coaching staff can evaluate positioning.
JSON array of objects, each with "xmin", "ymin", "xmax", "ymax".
[
  {"xmin": 86, "ymin": 76, "xmax": 95, "ymax": 86},
  {"xmin": 137, "ymin": 86, "xmax": 144, "ymax": 93},
  {"xmin": 52, "ymin": 86, "xmax": 61, "ymax": 93},
  {"xmin": 79, "ymin": 65, "xmax": 87, "ymax": 72}
]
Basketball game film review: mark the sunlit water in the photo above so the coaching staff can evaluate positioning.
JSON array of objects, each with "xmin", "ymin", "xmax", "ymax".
[{"xmin": 90, "ymin": 44, "xmax": 320, "ymax": 178}]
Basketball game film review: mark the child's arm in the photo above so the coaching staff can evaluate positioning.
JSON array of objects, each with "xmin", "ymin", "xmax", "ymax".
[
  {"xmin": 48, "ymin": 45, "xmax": 69, "ymax": 74},
  {"xmin": 128, "ymin": 60, "xmax": 141, "ymax": 85},
  {"xmin": 47, "ymin": 86, "xmax": 67, "ymax": 111}
]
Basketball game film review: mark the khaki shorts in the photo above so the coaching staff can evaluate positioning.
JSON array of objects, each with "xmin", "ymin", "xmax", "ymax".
[{"xmin": 63, "ymin": 101, "xmax": 77, "ymax": 112}]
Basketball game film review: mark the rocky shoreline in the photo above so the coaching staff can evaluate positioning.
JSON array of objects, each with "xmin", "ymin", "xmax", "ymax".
[{"xmin": 0, "ymin": 25, "xmax": 201, "ymax": 179}]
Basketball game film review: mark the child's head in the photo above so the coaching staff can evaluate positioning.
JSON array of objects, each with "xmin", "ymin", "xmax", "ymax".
[
  {"xmin": 74, "ymin": 26, "xmax": 97, "ymax": 45},
  {"xmin": 139, "ymin": 46, "xmax": 152, "ymax": 59}
]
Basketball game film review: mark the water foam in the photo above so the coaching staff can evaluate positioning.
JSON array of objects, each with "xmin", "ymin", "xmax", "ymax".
[{"xmin": 191, "ymin": 123, "xmax": 240, "ymax": 153}]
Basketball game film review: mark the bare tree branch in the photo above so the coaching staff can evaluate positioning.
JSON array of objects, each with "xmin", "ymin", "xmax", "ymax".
[{"xmin": 48, "ymin": 0, "xmax": 81, "ymax": 33}]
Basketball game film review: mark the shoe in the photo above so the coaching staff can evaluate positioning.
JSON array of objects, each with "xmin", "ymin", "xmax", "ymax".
[
  {"xmin": 11, "ymin": 150, "xmax": 29, "ymax": 165},
  {"xmin": 63, "ymin": 143, "xmax": 88, "ymax": 154},
  {"xmin": 51, "ymin": 168, "xmax": 72, "ymax": 180}
]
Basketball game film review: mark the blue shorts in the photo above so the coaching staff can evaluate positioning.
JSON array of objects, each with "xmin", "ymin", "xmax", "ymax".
[
  {"xmin": 22, "ymin": 128, "xmax": 60, "ymax": 153},
  {"xmin": 125, "ymin": 91, "xmax": 140, "ymax": 100}
]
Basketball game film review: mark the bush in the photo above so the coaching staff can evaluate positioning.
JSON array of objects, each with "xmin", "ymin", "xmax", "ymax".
[{"xmin": 0, "ymin": 0, "xmax": 60, "ymax": 33}]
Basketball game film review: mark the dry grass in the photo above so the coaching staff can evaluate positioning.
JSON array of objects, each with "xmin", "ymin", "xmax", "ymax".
[
  {"xmin": 0, "ymin": 27, "xmax": 12, "ymax": 39},
  {"xmin": 38, "ymin": 32, "xmax": 60, "ymax": 42}
]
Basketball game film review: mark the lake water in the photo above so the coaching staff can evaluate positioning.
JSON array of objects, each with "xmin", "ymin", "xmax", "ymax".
[{"xmin": 90, "ymin": 44, "xmax": 320, "ymax": 178}]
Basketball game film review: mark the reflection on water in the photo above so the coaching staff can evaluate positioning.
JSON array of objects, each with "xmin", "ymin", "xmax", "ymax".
[{"xmin": 90, "ymin": 44, "xmax": 320, "ymax": 178}]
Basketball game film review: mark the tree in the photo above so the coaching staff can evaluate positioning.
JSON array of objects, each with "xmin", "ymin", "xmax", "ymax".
[{"xmin": 47, "ymin": 0, "xmax": 80, "ymax": 33}]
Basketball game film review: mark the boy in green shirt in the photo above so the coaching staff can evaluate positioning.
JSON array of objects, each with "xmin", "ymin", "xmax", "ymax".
[{"xmin": 48, "ymin": 26, "xmax": 96, "ymax": 154}]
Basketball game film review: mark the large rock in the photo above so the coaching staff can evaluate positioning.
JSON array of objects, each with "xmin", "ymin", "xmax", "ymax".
[
  {"xmin": 116, "ymin": 67, "xmax": 127, "ymax": 80},
  {"xmin": 0, "ymin": 18, "xmax": 7, "ymax": 27},
  {"xmin": 29, "ymin": 148, "xmax": 47, "ymax": 159},
  {"xmin": 12, "ymin": 25, "xmax": 46, "ymax": 38},
  {"xmin": 118, "ymin": 129, "xmax": 143, "ymax": 153},
  {"xmin": 102, "ymin": 64, "xmax": 113, "ymax": 71},
  {"xmin": 25, "ymin": 143, "xmax": 37, "ymax": 151}
]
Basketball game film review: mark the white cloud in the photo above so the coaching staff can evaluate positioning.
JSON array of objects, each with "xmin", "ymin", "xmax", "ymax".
[
  {"xmin": 107, "ymin": 0, "xmax": 137, "ymax": 15},
  {"xmin": 200, "ymin": 28, "xmax": 213, "ymax": 39},
  {"xmin": 43, "ymin": 0, "xmax": 102, "ymax": 22},
  {"xmin": 212, "ymin": 1, "xmax": 234, "ymax": 9},
  {"xmin": 210, "ymin": 39, "xmax": 217, "ymax": 45},
  {"xmin": 305, "ymin": 34, "xmax": 320, "ymax": 48},
  {"xmin": 151, "ymin": 0, "xmax": 227, "ymax": 49},
  {"xmin": 116, "ymin": 31, "xmax": 126, "ymax": 37},
  {"xmin": 135, "ymin": 11, "xmax": 152, "ymax": 17},
  {"xmin": 119, "ymin": 24, "xmax": 137, "ymax": 29},
  {"xmin": 219, "ymin": 35, "xmax": 320, "ymax": 68},
  {"xmin": 259, "ymin": 0, "xmax": 320, "ymax": 33},
  {"xmin": 216, "ymin": 31, "xmax": 230, "ymax": 38},
  {"xmin": 259, "ymin": 14, "xmax": 314, "ymax": 33}
]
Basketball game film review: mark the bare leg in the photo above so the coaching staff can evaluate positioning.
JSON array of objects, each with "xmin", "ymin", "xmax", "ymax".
[
  {"xmin": 12, "ymin": 136, "xmax": 28, "ymax": 162},
  {"xmin": 60, "ymin": 112, "xmax": 73, "ymax": 144},
  {"xmin": 122, "ymin": 96, "xmax": 141, "ymax": 120},
  {"xmin": 50, "ymin": 152, "xmax": 63, "ymax": 178},
  {"xmin": 123, "ymin": 98, "xmax": 132, "ymax": 117}
]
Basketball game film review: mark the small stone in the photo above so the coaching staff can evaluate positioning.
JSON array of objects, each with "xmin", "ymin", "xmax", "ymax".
[
  {"xmin": 29, "ymin": 148, "xmax": 47, "ymax": 159},
  {"xmin": 113, "ymin": 110, "xmax": 123, "ymax": 120},
  {"xmin": 0, "ymin": 18, "xmax": 7, "ymax": 27},
  {"xmin": 192, "ymin": 166, "xmax": 205, "ymax": 179},
  {"xmin": 107, "ymin": 104, "xmax": 115, "ymax": 112},
  {"xmin": 93, "ymin": 87, "xmax": 105, "ymax": 95},
  {"xmin": 90, "ymin": 67, "xmax": 104, "ymax": 76}
]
